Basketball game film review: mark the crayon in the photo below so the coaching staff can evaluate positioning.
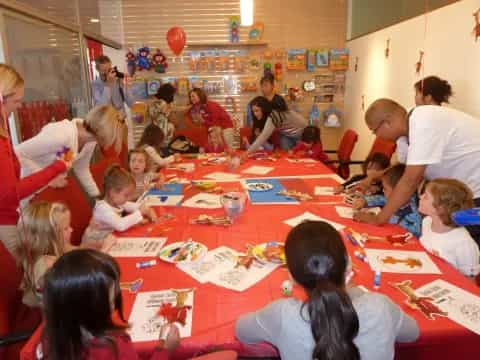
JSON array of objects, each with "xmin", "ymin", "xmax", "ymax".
[
  {"xmin": 374, "ymin": 270, "xmax": 381, "ymax": 289},
  {"xmin": 136, "ymin": 260, "xmax": 157, "ymax": 269}
]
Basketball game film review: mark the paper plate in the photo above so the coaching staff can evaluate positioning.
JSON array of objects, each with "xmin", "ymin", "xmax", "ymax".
[
  {"xmin": 252, "ymin": 242, "xmax": 286, "ymax": 264},
  {"xmin": 246, "ymin": 182, "xmax": 273, "ymax": 192},
  {"xmin": 159, "ymin": 241, "xmax": 207, "ymax": 264}
]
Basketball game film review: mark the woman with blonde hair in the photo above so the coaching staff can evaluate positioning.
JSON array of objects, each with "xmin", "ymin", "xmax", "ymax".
[
  {"xmin": 17, "ymin": 201, "xmax": 74, "ymax": 307},
  {"xmin": 15, "ymin": 104, "xmax": 125, "ymax": 201},
  {"xmin": 0, "ymin": 63, "xmax": 69, "ymax": 257}
]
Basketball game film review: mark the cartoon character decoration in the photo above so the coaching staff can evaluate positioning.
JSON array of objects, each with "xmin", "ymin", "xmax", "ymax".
[
  {"xmin": 323, "ymin": 105, "xmax": 342, "ymax": 128},
  {"xmin": 166, "ymin": 27, "xmax": 187, "ymax": 56},
  {"xmin": 229, "ymin": 16, "xmax": 240, "ymax": 43},
  {"xmin": 151, "ymin": 48, "xmax": 168, "ymax": 73},
  {"xmin": 157, "ymin": 289, "xmax": 193, "ymax": 326},
  {"xmin": 473, "ymin": 8, "xmax": 480, "ymax": 42},
  {"xmin": 125, "ymin": 49, "xmax": 137, "ymax": 76},
  {"xmin": 249, "ymin": 22, "xmax": 264, "ymax": 41},
  {"xmin": 274, "ymin": 63, "xmax": 282, "ymax": 81},
  {"xmin": 263, "ymin": 62, "xmax": 272, "ymax": 77},
  {"xmin": 137, "ymin": 46, "xmax": 151, "ymax": 71}
]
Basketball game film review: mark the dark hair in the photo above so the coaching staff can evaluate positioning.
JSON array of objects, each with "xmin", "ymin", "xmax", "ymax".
[
  {"xmin": 138, "ymin": 124, "xmax": 165, "ymax": 151},
  {"xmin": 250, "ymin": 96, "xmax": 273, "ymax": 122},
  {"xmin": 155, "ymin": 83, "xmax": 176, "ymax": 104},
  {"xmin": 189, "ymin": 87, "xmax": 207, "ymax": 105},
  {"xmin": 42, "ymin": 249, "xmax": 126, "ymax": 360},
  {"xmin": 362, "ymin": 152, "xmax": 390, "ymax": 173},
  {"xmin": 95, "ymin": 55, "xmax": 111, "ymax": 66},
  {"xmin": 285, "ymin": 221, "xmax": 360, "ymax": 360},
  {"xmin": 302, "ymin": 126, "xmax": 321, "ymax": 144},
  {"xmin": 414, "ymin": 76, "xmax": 453, "ymax": 105},
  {"xmin": 260, "ymin": 73, "xmax": 275, "ymax": 86},
  {"xmin": 383, "ymin": 163, "xmax": 406, "ymax": 187}
]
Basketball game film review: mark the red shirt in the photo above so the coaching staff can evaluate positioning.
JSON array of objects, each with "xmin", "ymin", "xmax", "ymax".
[
  {"xmin": 292, "ymin": 141, "xmax": 330, "ymax": 163},
  {"xmin": 189, "ymin": 101, "xmax": 234, "ymax": 129},
  {"xmin": 0, "ymin": 136, "xmax": 66, "ymax": 225}
]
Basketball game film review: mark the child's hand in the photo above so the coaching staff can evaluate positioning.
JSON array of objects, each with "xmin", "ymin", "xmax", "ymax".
[
  {"xmin": 333, "ymin": 185, "xmax": 344, "ymax": 194},
  {"xmin": 352, "ymin": 197, "xmax": 367, "ymax": 210},
  {"xmin": 158, "ymin": 324, "xmax": 180, "ymax": 353}
]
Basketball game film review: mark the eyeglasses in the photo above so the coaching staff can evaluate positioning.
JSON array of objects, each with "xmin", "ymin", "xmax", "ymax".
[{"xmin": 370, "ymin": 120, "xmax": 386, "ymax": 134}]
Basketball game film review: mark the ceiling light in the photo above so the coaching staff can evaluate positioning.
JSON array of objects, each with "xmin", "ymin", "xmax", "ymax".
[{"xmin": 90, "ymin": 18, "xmax": 100, "ymax": 23}]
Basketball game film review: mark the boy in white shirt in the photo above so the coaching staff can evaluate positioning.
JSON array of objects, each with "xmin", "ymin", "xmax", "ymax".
[{"xmin": 419, "ymin": 178, "xmax": 480, "ymax": 277}]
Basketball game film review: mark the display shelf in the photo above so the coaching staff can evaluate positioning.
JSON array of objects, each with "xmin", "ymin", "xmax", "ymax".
[{"xmin": 186, "ymin": 41, "xmax": 268, "ymax": 48}]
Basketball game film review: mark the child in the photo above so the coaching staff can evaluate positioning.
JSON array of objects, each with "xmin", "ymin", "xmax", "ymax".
[
  {"xmin": 335, "ymin": 152, "xmax": 390, "ymax": 194},
  {"xmin": 236, "ymin": 221, "xmax": 419, "ymax": 360},
  {"xmin": 149, "ymin": 83, "xmax": 176, "ymax": 153},
  {"xmin": 419, "ymin": 178, "xmax": 480, "ymax": 277},
  {"xmin": 128, "ymin": 148, "xmax": 165, "ymax": 200},
  {"xmin": 242, "ymin": 117, "xmax": 274, "ymax": 152},
  {"xmin": 82, "ymin": 165, "xmax": 157, "ymax": 249},
  {"xmin": 353, "ymin": 164, "xmax": 422, "ymax": 237},
  {"xmin": 17, "ymin": 201, "xmax": 74, "ymax": 307},
  {"xmin": 204, "ymin": 126, "xmax": 227, "ymax": 153},
  {"xmin": 138, "ymin": 124, "xmax": 178, "ymax": 169},
  {"xmin": 290, "ymin": 125, "xmax": 330, "ymax": 164}
]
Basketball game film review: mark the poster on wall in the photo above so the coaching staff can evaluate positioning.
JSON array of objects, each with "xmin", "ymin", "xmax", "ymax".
[
  {"xmin": 329, "ymin": 49, "xmax": 349, "ymax": 71},
  {"xmin": 316, "ymin": 48, "xmax": 329, "ymax": 67},
  {"xmin": 287, "ymin": 49, "xmax": 307, "ymax": 71}
]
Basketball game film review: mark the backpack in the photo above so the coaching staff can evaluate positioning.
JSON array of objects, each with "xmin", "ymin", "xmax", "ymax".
[{"xmin": 168, "ymin": 135, "xmax": 199, "ymax": 154}]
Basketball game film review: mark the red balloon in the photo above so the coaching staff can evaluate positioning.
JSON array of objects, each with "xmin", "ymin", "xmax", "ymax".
[{"xmin": 166, "ymin": 27, "xmax": 186, "ymax": 56}]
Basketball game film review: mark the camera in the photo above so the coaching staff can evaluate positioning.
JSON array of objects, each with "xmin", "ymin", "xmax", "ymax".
[{"xmin": 113, "ymin": 66, "xmax": 124, "ymax": 79}]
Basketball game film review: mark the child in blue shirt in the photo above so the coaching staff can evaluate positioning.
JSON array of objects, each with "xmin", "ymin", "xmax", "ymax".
[{"xmin": 353, "ymin": 164, "xmax": 422, "ymax": 237}]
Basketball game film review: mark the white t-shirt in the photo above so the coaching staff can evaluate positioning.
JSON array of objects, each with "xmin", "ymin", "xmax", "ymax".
[
  {"xmin": 405, "ymin": 106, "xmax": 480, "ymax": 197},
  {"xmin": 420, "ymin": 216, "xmax": 480, "ymax": 276}
]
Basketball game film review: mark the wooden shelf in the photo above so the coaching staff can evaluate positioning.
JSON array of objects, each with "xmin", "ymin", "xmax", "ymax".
[{"xmin": 186, "ymin": 41, "xmax": 268, "ymax": 48}]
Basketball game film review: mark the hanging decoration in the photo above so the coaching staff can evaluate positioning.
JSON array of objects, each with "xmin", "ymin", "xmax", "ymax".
[
  {"xmin": 385, "ymin": 39, "xmax": 390, "ymax": 58},
  {"xmin": 229, "ymin": 16, "xmax": 240, "ymax": 43},
  {"xmin": 166, "ymin": 27, "xmax": 187, "ymax": 56},
  {"xmin": 137, "ymin": 46, "xmax": 151, "ymax": 71},
  {"xmin": 151, "ymin": 49, "xmax": 168, "ymax": 73},
  {"xmin": 354, "ymin": 56, "xmax": 358, "ymax": 72},
  {"xmin": 415, "ymin": 50, "xmax": 424, "ymax": 75},
  {"xmin": 125, "ymin": 49, "xmax": 137, "ymax": 76},
  {"xmin": 473, "ymin": 9, "xmax": 480, "ymax": 42}
]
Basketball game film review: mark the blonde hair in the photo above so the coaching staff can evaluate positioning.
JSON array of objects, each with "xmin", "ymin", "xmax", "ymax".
[
  {"xmin": 128, "ymin": 147, "xmax": 151, "ymax": 172},
  {"xmin": 0, "ymin": 64, "xmax": 24, "ymax": 137},
  {"xmin": 102, "ymin": 164, "xmax": 135, "ymax": 198},
  {"xmin": 427, "ymin": 178, "xmax": 474, "ymax": 227},
  {"xmin": 84, "ymin": 105, "xmax": 125, "ymax": 155},
  {"xmin": 17, "ymin": 201, "xmax": 70, "ymax": 294}
]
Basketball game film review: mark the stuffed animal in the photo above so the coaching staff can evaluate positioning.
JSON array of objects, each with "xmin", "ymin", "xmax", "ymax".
[
  {"xmin": 137, "ymin": 46, "xmax": 151, "ymax": 71},
  {"xmin": 151, "ymin": 48, "xmax": 168, "ymax": 73}
]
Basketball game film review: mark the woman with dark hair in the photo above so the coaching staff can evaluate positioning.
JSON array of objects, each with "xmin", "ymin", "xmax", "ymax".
[
  {"xmin": 149, "ymin": 83, "xmax": 177, "ymax": 152},
  {"xmin": 414, "ymin": 76, "xmax": 452, "ymax": 106},
  {"xmin": 187, "ymin": 88, "xmax": 234, "ymax": 148},
  {"xmin": 236, "ymin": 221, "xmax": 419, "ymax": 360},
  {"xmin": 243, "ymin": 95, "xmax": 307, "ymax": 154},
  {"xmin": 138, "ymin": 124, "xmax": 177, "ymax": 168},
  {"xmin": 260, "ymin": 73, "xmax": 287, "ymax": 111}
]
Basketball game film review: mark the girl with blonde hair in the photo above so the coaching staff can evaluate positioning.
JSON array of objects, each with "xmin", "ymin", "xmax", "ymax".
[
  {"xmin": 0, "ymin": 63, "xmax": 69, "ymax": 257},
  {"xmin": 15, "ymin": 104, "xmax": 125, "ymax": 200},
  {"xmin": 17, "ymin": 201, "xmax": 74, "ymax": 307}
]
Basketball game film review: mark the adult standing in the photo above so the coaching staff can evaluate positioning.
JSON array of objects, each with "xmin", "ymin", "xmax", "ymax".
[
  {"xmin": 354, "ymin": 98, "xmax": 480, "ymax": 244},
  {"xmin": 15, "ymin": 104, "xmax": 125, "ymax": 201},
  {"xmin": 187, "ymin": 88, "xmax": 234, "ymax": 148},
  {"xmin": 260, "ymin": 73, "xmax": 287, "ymax": 111},
  {"xmin": 0, "ymin": 64, "xmax": 69, "ymax": 256}
]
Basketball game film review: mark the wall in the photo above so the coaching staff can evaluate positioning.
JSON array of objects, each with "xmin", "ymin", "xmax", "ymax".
[
  {"xmin": 121, "ymin": 0, "xmax": 347, "ymax": 148},
  {"xmin": 344, "ymin": 0, "xmax": 480, "ymax": 160}
]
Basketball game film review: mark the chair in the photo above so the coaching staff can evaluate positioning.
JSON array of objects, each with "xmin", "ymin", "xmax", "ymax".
[
  {"xmin": 0, "ymin": 242, "xmax": 41, "ymax": 360},
  {"xmin": 368, "ymin": 137, "xmax": 396, "ymax": 160},
  {"xmin": 325, "ymin": 129, "xmax": 359, "ymax": 179}
]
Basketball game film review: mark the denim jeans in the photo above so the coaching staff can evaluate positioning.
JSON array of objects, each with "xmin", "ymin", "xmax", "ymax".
[{"xmin": 279, "ymin": 133, "xmax": 300, "ymax": 150}]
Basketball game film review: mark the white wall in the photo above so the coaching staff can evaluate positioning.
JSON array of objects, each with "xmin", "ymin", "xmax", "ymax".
[{"xmin": 344, "ymin": 0, "xmax": 480, "ymax": 160}]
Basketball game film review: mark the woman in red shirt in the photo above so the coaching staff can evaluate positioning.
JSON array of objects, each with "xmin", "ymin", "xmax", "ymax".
[
  {"xmin": 187, "ymin": 88, "xmax": 234, "ymax": 148},
  {"xmin": 0, "ymin": 64, "xmax": 68, "ymax": 257}
]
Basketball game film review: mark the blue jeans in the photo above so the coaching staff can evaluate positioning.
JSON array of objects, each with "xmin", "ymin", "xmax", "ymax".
[{"xmin": 279, "ymin": 133, "xmax": 300, "ymax": 150}]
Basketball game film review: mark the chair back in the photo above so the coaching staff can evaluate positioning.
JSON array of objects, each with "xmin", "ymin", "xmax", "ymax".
[{"xmin": 336, "ymin": 129, "xmax": 358, "ymax": 179}]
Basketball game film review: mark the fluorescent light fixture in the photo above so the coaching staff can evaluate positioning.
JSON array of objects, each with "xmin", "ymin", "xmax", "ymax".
[
  {"xmin": 90, "ymin": 18, "xmax": 100, "ymax": 23},
  {"xmin": 240, "ymin": 0, "xmax": 253, "ymax": 26}
]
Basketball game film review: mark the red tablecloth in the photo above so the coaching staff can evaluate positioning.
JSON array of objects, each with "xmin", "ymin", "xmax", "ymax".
[{"xmin": 22, "ymin": 156, "xmax": 480, "ymax": 360}]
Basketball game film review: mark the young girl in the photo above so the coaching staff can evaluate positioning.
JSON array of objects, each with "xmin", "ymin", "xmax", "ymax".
[
  {"xmin": 353, "ymin": 164, "xmax": 422, "ymax": 237},
  {"xmin": 204, "ymin": 126, "xmax": 227, "ymax": 153},
  {"xmin": 39, "ymin": 249, "xmax": 237, "ymax": 360},
  {"xmin": 419, "ymin": 178, "xmax": 480, "ymax": 277},
  {"xmin": 82, "ymin": 165, "xmax": 157, "ymax": 249},
  {"xmin": 242, "ymin": 99, "xmax": 275, "ymax": 152},
  {"xmin": 128, "ymin": 148, "xmax": 165, "ymax": 200},
  {"xmin": 236, "ymin": 221, "xmax": 419, "ymax": 360},
  {"xmin": 290, "ymin": 125, "xmax": 330, "ymax": 164},
  {"xmin": 17, "ymin": 201, "xmax": 74, "ymax": 307},
  {"xmin": 138, "ymin": 124, "xmax": 178, "ymax": 169}
]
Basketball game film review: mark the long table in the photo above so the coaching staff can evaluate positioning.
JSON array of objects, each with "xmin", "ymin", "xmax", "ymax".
[{"xmin": 116, "ymin": 157, "xmax": 480, "ymax": 359}]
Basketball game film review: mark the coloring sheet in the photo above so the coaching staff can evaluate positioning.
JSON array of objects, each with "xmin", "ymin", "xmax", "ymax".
[
  {"xmin": 365, "ymin": 249, "xmax": 442, "ymax": 274},
  {"xmin": 286, "ymin": 158, "xmax": 317, "ymax": 163},
  {"xmin": 284, "ymin": 211, "xmax": 345, "ymax": 230},
  {"xmin": 143, "ymin": 195, "xmax": 184, "ymax": 207},
  {"xmin": 128, "ymin": 289, "xmax": 194, "ymax": 342},
  {"xmin": 204, "ymin": 172, "xmax": 241, "ymax": 181},
  {"xmin": 242, "ymin": 166, "xmax": 274, "ymax": 175},
  {"xmin": 107, "ymin": 237, "xmax": 167, "ymax": 257},
  {"xmin": 314, "ymin": 186, "xmax": 336, "ymax": 195},
  {"xmin": 182, "ymin": 193, "xmax": 222, "ymax": 209},
  {"xmin": 415, "ymin": 279, "xmax": 480, "ymax": 335},
  {"xmin": 335, "ymin": 206, "xmax": 355, "ymax": 219}
]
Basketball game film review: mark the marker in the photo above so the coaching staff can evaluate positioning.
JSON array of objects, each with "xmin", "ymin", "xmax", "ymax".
[
  {"xmin": 354, "ymin": 250, "xmax": 368, "ymax": 263},
  {"xmin": 374, "ymin": 270, "xmax": 381, "ymax": 289},
  {"xmin": 136, "ymin": 260, "xmax": 157, "ymax": 269}
]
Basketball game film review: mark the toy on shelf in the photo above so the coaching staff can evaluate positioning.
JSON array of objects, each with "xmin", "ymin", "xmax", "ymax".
[
  {"xmin": 229, "ymin": 16, "xmax": 240, "ymax": 43},
  {"xmin": 137, "ymin": 46, "xmax": 151, "ymax": 71},
  {"xmin": 287, "ymin": 49, "xmax": 306, "ymax": 71},
  {"xmin": 125, "ymin": 49, "xmax": 137, "ymax": 76},
  {"xmin": 248, "ymin": 54, "xmax": 261, "ymax": 71},
  {"xmin": 329, "ymin": 48, "xmax": 349, "ymax": 71},
  {"xmin": 177, "ymin": 78, "xmax": 189, "ymax": 96},
  {"xmin": 323, "ymin": 105, "xmax": 342, "ymax": 128},
  {"xmin": 263, "ymin": 62, "xmax": 272, "ymax": 77},
  {"xmin": 249, "ymin": 22, "xmax": 264, "ymax": 41},
  {"xmin": 306, "ymin": 49, "xmax": 316, "ymax": 72},
  {"xmin": 308, "ymin": 103, "xmax": 320, "ymax": 126},
  {"xmin": 274, "ymin": 63, "xmax": 282, "ymax": 81},
  {"xmin": 151, "ymin": 48, "xmax": 168, "ymax": 73}
]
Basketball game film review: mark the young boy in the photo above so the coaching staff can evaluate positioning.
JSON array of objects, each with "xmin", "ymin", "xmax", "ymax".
[
  {"xmin": 419, "ymin": 178, "xmax": 480, "ymax": 277},
  {"xmin": 353, "ymin": 164, "xmax": 422, "ymax": 237}
]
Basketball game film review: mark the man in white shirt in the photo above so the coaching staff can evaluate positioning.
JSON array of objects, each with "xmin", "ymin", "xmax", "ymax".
[{"xmin": 354, "ymin": 98, "xmax": 480, "ymax": 244}]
